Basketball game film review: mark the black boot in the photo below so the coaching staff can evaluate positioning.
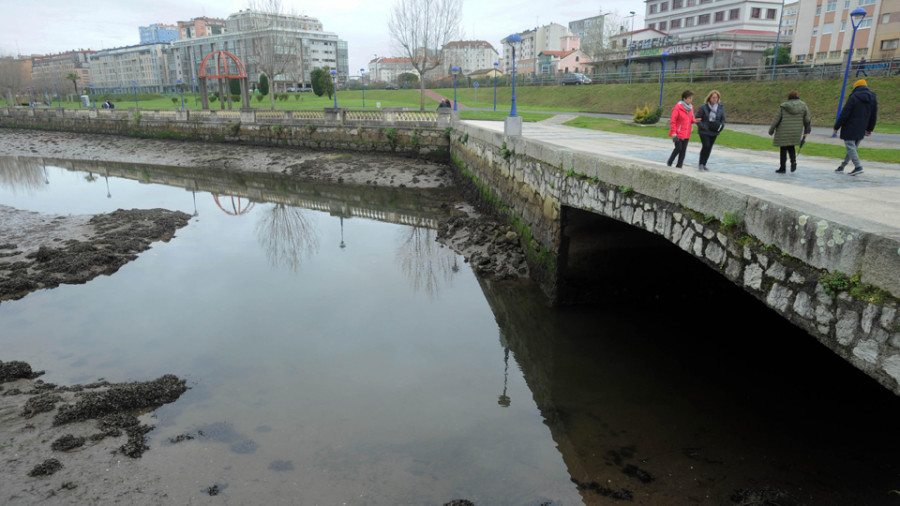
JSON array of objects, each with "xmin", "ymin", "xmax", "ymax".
[
  {"xmin": 790, "ymin": 163, "xmax": 797, "ymax": 172},
  {"xmin": 775, "ymin": 167, "xmax": 786, "ymax": 173}
]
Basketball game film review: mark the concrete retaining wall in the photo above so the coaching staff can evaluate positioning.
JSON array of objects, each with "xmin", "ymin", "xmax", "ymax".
[{"xmin": 452, "ymin": 121, "xmax": 900, "ymax": 395}]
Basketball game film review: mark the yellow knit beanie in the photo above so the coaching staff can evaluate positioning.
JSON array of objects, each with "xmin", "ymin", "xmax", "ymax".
[{"xmin": 853, "ymin": 79, "xmax": 867, "ymax": 88}]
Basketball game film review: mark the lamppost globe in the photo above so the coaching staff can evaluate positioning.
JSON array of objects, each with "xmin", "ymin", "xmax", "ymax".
[
  {"xmin": 659, "ymin": 52, "xmax": 669, "ymax": 108},
  {"xmin": 833, "ymin": 7, "xmax": 868, "ymax": 137},
  {"xmin": 330, "ymin": 70, "xmax": 338, "ymax": 108},
  {"xmin": 451, "ymin": 66, "xmax": 460, "ymax": 111},
  {"xmin": 493, "ymin": 61, "xmax": 499, "ymax": 112}
]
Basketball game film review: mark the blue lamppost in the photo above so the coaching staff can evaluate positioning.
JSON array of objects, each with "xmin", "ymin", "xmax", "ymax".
[
  {"xmin": 25, "ymin": 86, "xmax": 31, "ymax": 106},
  {"xmin": 192, "ymin": 77, "xmax": 198, "ymax": 107},
  {"xmin": 88, "ymin": 83, "xmax": 95, "ymax": 108},
  {"xmin": 330, "ymin": 70, "xmax": 338, "ymax": 107},
  {"xmin": 659, "ymin": 51, "xmax": 669, "ymax": 108},
  {"xmin": 506, "ymin": 33, "xmax": 522, "ymax": 117},
  {"xmin": 451, "ymin": 66, "xmax": 460, "ymax": 111},
  {"xmin": 834, "ymin": 7, "xmax": 868, "ymax": 137},
  {"xmin": 132, "ymin": 80, "xmax": 138, "ymax": 108},
  {"xmin": 54, "ymin": 82, "xmax": 61, "ymax": 107},
  {"xmin": 493, "ymin": 61, "xmax": 499, "ymax": 112},
  {"xmin": 177, "ymin": 79, "xmax": 184, "ymax": 108},
  {"xmin": 360, "ymin": 68, "xmax": 366, "ymax": 108},
  {"xmin": 771, "ymin": 0, "xmax": 786, "ymax": 81},
  {"xmin": 626, "ymin": 11, "xmax": 636, "ymax": 84}
]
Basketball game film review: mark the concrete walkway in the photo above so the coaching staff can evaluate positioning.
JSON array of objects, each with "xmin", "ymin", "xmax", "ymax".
[{"xmin": 463, "ymin": 118, "xmax": 900, "ymax": 234}]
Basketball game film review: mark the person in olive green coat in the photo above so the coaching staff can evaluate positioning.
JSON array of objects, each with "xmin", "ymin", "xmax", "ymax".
[{"xmin": 768, "ymin": 90, "xmax": 811, "ymax": 174}]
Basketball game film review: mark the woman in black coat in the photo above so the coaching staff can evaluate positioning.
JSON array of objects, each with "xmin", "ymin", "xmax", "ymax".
[{"xmin": 694, "ymin": 90, "xmax": 725, "ymax": 172}]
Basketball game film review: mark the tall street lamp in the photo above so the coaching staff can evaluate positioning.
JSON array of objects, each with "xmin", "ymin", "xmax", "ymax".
[
  {"xmin": 833, "ymin": 7, "xmax": 867, "ymax": 137},
  {"xmin": 659, "ymin": 51, "xmax": 669, "ymax": 108},
  {"xmin": 192, "ymin": 77, "xmax": 198, "ymax": 107},
  {"xmin": 177, "ymin": 79, "xmax": 185, "ymax": 108},
  {"xmin": 626, "ymin": 11, "xmax": 636, "ymax": 84},
  {"xmin": 360, "ymin": 68, "xmax": 366, "ymax": 108},
  {"xmin": 330, "ymin": 70, "xmax": 338, "ymax": 107},
  {"xmin": 507, "ymin": 34, "xmax": 522, "ymax": 118},
  {"xmin": 132, "ymin": 80, "xmax": 139, "ymax": 108},
  {"xmin": 373, "ymin": 53, "xmax": 378, "ymax": 85},
  {"xmin": 25, "ymin": 86, "xmax": 31, "ymax": 106},
  {"xmin": 771, "ymin": 0, "xmax": 786, "ymax": 81},
  {"xmin": 493, "ymin": 61, "xmax": 499, "ymax": 112},
  {"xmin": 451, "ymin": 66, "xmax": 460, "ymax": 111}
]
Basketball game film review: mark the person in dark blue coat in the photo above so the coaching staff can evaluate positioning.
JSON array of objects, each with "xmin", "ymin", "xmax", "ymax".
[{"xmin": 833, "ymin": 79, "xmax": 878, "ymax": 176}]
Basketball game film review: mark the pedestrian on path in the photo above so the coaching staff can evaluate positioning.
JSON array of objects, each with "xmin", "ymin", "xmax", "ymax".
[
  {"xmin": 834, "ymin": 79, "xmax": 878, "ymax": 177},
  {"xmin": 856, "ymin": 58, "xmax": 868, "ymax": 78},
  {"xmin": 694, "ymin": 90, "xmax": 725, "ymax": 171},
  {"xmin": 768, "ymin": 90, "xmax": 811, "ymax": 174},
  {"xmin": 667, "ymin": 90, "xmax": 700, "ymax": 168}
]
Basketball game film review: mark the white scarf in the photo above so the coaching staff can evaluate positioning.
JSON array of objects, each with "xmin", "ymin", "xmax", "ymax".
[{"xmin": 708, "ymin": 103, "xmax": 718, "ymax": 122}]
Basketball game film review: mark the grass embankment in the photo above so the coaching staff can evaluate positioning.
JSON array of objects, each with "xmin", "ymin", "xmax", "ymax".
[
  {"xmin": 446, "ymin": 77, "xmax": 900, "ymax": 131},
  {"xmin": 564, "ymin": 116, "xmax": 900, "ymax": 163}
]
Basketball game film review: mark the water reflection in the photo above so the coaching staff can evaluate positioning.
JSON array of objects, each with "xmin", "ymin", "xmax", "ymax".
[
  {"xmin": 255, "ymin": 203, "xmax": 320, "ymax": 272},
  {"xmin": 395, "ymin": 225, "xmax": 459, "ymax": 298},
  {"xmin": 213, "ymin": 194, "xmax": 255, "ymax": 216},
  {"xmin": 0, "ymin": 156, "xmax": 47, "ymax": 194}
]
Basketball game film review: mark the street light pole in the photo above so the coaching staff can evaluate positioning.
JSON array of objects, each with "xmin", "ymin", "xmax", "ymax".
[
  {"xmin": 361, "ymin": 68, "xmax": 366, "ymax": 108},
  {"xmin": 493, "ymin": 61, "xmax": 499, "ymax": 112},
  {"xmin": 132, "ymin": 80, "xmax": 138, "ymax": 108},
  {"xmin": 177, "ymin": 79, "xmax": 184, "ymax": 108},
  {"xmin": 626, "ymin": 11, "xmax": 636, "ymax": 84},
  {"xmin": 507, "ymin": 34, "xmax": 522, "ymax": 117},
  {"xmin": 659, "ymin": 51, "xmax": 669, "ymax": 108},
  {"xmin": 330, "ymin": 70, "xmax": 338, "ymax": 107},
  {"xmin": 771, "ymin": 0, "xmax": 786, "ymax": 81},
  {"xmin": 452, "ymin": 66, "xmax": 460, "ymax": 111},
  {"xmin": 192, "ymin": 77, "xmax": 197, "ymax": 107},
  {"xmin": 834, "ymin": 7, "xmax": 868, "ymax": 137}
]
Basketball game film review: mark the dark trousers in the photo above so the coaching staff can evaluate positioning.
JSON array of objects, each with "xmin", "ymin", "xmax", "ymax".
[
  {"xmin": 779, "ymin": 146, "xmax": 797, "ymax": 169},
  {"xmin": 698, "ymin": 134, "xmax": 717, "ymax": 165},
  {"xmin": 856, "ymin": 68, "xmax": 868, "ymax": 77},
  {"xmin": 667, "ymin": 138, "xmax": 688, "ymax": 167}
]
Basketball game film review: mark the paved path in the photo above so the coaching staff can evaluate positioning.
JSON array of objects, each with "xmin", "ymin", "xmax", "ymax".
[{"xmin": 463, "ymin": 118, "xmax": 900, "ymax": 233}]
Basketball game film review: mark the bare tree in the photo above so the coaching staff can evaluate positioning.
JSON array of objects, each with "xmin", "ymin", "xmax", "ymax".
[
  {"xmin": 581, "ymin": 10, "xmax": 629, "ymax": 74},
  {"xmin": 255, "ymin": 204, "xmax": 320, "ymax": 272},
  {"xmin": 388, "ymin": 0, "xmax": 462, "ymax": 111},
  {"xmin": 395, "ymin": 224, "xmax": 458, "ymax": 298},
  {"xmin": 244, "ymin": 0, "xmax": 305, "ymax": 110},
  {"xmin": 0, "ymin": 57, "xmax": 27, "ymax": 105}
]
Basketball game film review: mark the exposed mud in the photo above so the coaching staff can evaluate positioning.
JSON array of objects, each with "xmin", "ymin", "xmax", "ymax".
[{"xmin": 0, "ymin": 205, "xmax": 191, "ymax": 303}]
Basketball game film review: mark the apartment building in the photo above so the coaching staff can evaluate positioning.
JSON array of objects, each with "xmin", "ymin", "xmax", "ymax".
[
  {"xmin": 177, "ymin": 17, "xmax": 227, "ymax": 40},
  {"xmin": 30, "ymin": 49, "xmax": 95, "ymax": 91},
  {"xmin": 88, "ymin": 43, "xmax": 173, "ymax": 93},
  {"xmin": 792, "ymin": 0, "xmax": 897, "ymax": 63},
  {"xmin": 442, "ymin": 41, "xmax": 499, "ymax": 76},
  {"xmin": 501, "ymin": 23, "xmax": 573, "ymax": 76},
  {"xmin": 644, "ymin": 0, "xmax": 784, "ymax": 35},
  {"xmin": 139, "ymin": 24, "xmax": 180, "ymax": 44},
  {"xmin": 781, "ymin": 1, "xmax": 800, "ymax": 36}
]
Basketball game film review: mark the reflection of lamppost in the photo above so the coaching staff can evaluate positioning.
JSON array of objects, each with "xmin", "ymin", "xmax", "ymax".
[
  {"xmin": 192, "ymin": 191, "xmax": 198, "ymax": 215},
  {"xmin": 177, "ymin": 79, "xmax": 184, "ymax": 108},
  {"xmin": 626, "ymin": 11, "xmax": 636, "ymax": 84},
  {"xmin": 330, "ymin": 70, "xmax": 338, "ymax": 107},
  {"xmin": 132, "ymin": 80, "xmax": 138, "ymax": 108},
  {"xmin": 451, "ymin": 66, "xmax": 460, "ymax": 111},
  {"xmin": 833, "ymin": 7, "xmax": 868, "ymax": 137},
  {"xmin": 659, "ymin": 51, "xmax": 669, "ymax": 108},
  {"xmin": 42, "ymin": 165, "xmax": 49, "ymax": 184},
  {"xmin": 105, "ymin": 169, "xmax": 111, "ymax": 198},
  {"xmin": 498, "ymin": 345, "xmax": 511, "ymax": 407},
  {"xmin": 192, "ymin": 77, "xmax": 197, "ymax": 107},
  {"xmin": 360, "ymin": 68, "xmax": 366, "ymax": 108},
  {"xmin": 339, "ymin": 216, "xmax": 346, "ymax": 249},
  {"xmin": 493, "ymin": 61, "xmax": 499, "ymax": 112}
]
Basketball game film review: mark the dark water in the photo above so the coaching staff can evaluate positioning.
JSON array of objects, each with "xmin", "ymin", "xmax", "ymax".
[{"xmin": 2, "ymin": 156, "xmax": 900, "ymax": 505}]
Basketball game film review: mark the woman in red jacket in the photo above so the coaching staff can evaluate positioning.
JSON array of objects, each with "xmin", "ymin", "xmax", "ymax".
[{"xmin": 667, "ymin": 90, "xmax": 700, "ymax": 168}]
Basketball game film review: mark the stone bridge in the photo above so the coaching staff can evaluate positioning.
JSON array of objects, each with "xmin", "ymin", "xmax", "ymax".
[{"xmin": 451, "ymin": 119, "xmax": 900, "ymax": 396}]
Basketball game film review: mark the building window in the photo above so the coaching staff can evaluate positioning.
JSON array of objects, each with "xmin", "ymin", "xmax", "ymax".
[
  {"xmin": 844, "ymin": 0, "xmax": 850, "ymax": 7},
  {"xmin": 829, "ymin": 50, "xmax": 842, "ymax": 58},
  {"xmin": 715, "ymin": 11, "xmax": 724, "ymax": 21},
  {"xmin": 699, "ymin": 14, "xmax": 710, "ymax": 24},
  {"xmin": 859, "ymin": 17, "xmax": 872, "ymax": 28},
  {"xmin": 751, "ymin": 7, "xmax": 761, "ymax": 18},
  {"xmin": 671, "ymin": 18, "xmax": 682, "ymax": 28},
  {"xmin": 686, "ymin": 0, "xmax": 695, "ymax": 6},
  {"xmin": 659, "ymin": 20, "xmax": 668, "ymax": 30},
  {"xmin": 858, "ymin": 0, "xmax": 875, "ymax": 5},
  {"xmin": 649, "ymin": 23, "xmax": 656, "ymax": 29},
  {"xmin": 650, "ymin": 3, "xmax": 658, "ymax": 13},
  {"xmin": 841, "ymin": 20, "xmax": 847, "ymax": 31},
  {"xmin": 730, "ymin": 8, "xmax": 740, "ymax": 19},
  {"xmin": 823, "ymin": 22, "xmax": 833, "ymax": 33},
  {"xmin": 767, "ymin": 8, "xmax": 777, "ymax": 19},
  {"xmin": 700, "ymin": 0, "xmax": 712, "ymax": 4},
  {"xmin": 660, "ymin": 2, "xmax": 669, "ymax": 11},
  {"xmin": 673, "ymin": 0, "xmax": 683, "ymax": 8},
  {"xmin": 815, "ymin": 5, "xmax": 821, "ymax": 15},
  {"xmin": 826, "ymin": 1, "xmax": 837, "ymax": 11},
  {"xmin": 882, "ymin": 39, "xmax": 899, "ymax": 50},
  {"xmin": 685, "ymin": 16, "xmax": 696, "ymax": 26},
  {"xmin": 855, "ymin": 47, "xmax": 868, "ymax": 56},
  {"xmin": 884, "ymin": 13, "xmax": 891, "ymax": 24},
  {"xmin": 813, "ymin": 27, "xmax": 819, "ymax": 36}
]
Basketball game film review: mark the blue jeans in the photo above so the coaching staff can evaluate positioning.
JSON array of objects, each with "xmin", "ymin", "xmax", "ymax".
[{"xmin": 839, "ymin": 139, "xmax": 863, "ymax": 169}]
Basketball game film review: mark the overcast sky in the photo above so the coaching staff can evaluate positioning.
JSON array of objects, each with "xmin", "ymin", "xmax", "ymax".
[{"xmin": 0, "ymin": 0, "xmax": 645, "ymax": 73}]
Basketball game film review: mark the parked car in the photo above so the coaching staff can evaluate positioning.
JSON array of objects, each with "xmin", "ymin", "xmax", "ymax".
[
  {"xmin": 385, "ymin": 84, "xmax": 399, "ymax": 90},
  {"xmin": 286, "ymin": 87, "xmax": 297, "ymax": 92},
  {"xmin": 561, "ymin": 73, "xmax": 592, "ymax": 85},
  {"xmin": 298, "ymin": 87, "xmax": 313, "ymax": 92}
]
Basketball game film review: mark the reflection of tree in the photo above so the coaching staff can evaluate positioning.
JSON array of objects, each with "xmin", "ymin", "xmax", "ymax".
[
  {"xmin": 0, "ymin": 157, "xmax": 47, "ymax": 193},
  {"xmin": 255, "ymin": 203, "xmax": 320, "ymax": 272},
  {"xmin": 396, "ymin": 224, "xmax": 458, "ymax": 298}
]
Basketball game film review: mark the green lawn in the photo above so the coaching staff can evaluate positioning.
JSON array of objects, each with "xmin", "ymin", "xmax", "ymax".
[{"xmin": 564, "ymin": 116, "xmax": 900, "ymax": 163}]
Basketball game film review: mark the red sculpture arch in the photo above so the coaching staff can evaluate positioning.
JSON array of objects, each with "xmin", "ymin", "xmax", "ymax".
[{"xmin": 196, "ymin": 50, "xmax": 250, "ymax": 111}]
